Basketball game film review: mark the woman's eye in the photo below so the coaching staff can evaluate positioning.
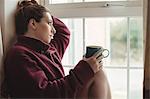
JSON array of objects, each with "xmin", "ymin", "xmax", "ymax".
[
  {"xmin": 48, "ymin": 22, "xmax": 51, "ymax": 25},
  {"xmin": 48, "ymin": 21, "xmax": 53, "ymax": 25}
]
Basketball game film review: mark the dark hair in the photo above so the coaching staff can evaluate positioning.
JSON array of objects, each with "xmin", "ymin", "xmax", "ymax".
[{"xmin": 15, "ymin": 0, "xmax": 50, "ymax": 35}]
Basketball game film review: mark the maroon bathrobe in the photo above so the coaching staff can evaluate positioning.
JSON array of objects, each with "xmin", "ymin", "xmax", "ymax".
[{"xmin": 4, "ymin": 17, "xmax": 94, "ymax": 98}]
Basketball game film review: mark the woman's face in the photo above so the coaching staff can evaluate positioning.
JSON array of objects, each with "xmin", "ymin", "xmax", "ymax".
[{"xmin": 34, "ymin": 12, "xmax": 56, "ymax": 43}]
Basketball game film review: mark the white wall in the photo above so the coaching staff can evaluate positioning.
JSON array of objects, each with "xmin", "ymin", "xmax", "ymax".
[
  {"xmin": 0, "ymin": 0, "xmax": 19, "ymax": 97},
  {"xmin": 1, "ymin": 0, "xmax": 19, "ymax": 52}
]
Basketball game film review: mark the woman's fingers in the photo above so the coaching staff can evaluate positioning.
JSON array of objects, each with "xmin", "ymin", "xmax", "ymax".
[
  {"xmin": 99, "ymin": 61, "xmax": 103, "ymax": 69},
  {"xmin": 96, "ymin": 55, "xmax": 104, "ymax": 62}
]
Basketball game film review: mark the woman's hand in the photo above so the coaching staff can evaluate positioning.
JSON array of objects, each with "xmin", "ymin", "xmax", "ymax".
[{"xmin": 83, "ymin": 50, "xmax": 104, "ymax": 73}]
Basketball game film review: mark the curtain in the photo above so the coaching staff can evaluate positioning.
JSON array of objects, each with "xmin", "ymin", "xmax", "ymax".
[{"xmin": 143, "ymin": 0, "xmax": 150, "ymax": 98}]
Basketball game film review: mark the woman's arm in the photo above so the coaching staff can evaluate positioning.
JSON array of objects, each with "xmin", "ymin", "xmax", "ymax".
[{"xmin": 50, "ymin": 17, "xmax": 70, "ymax": 59}]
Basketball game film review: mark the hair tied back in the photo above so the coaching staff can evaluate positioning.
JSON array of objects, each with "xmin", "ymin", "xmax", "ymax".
[{"xmin": 17, "ymin": 0, "xmax": 38, "ymax": 9}]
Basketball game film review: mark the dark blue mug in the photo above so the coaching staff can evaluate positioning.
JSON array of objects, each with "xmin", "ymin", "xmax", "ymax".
[{"xmin": 85, "ymin": 46, "xmax": 109, "ymax": 58}]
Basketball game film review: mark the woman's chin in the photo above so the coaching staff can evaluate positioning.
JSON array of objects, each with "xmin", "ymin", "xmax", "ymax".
[{"xmin": 48, "ymin": 38, "xmax": 52, "ymax": 43}]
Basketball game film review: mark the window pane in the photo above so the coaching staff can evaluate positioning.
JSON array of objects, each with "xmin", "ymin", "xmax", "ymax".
[
  {"xmin": 109, "ymin": 18, "xmax": 128, "ymax": 66},
  {"xmin": 105, "ymin": 69, "xmax": 127, "ymax": 99},
  {"xmin": 85, "ymin": 18, "xmax": 128, "ymax": 67},
  {"xmin": 129, "ymin": 17, "xmax": 143, "ymax": 67},
  {"xmin": 129, "ymin": 69, "xmax": 143, "ymax": 99},
  {"xmin": 61, "ymin": 19, "xmax": 83, "ymax": 66}
]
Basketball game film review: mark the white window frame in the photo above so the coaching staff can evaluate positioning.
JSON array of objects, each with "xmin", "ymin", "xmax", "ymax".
[{"xmin": 43, "ymin": 1, "xmax": 142, "ymax": 18}]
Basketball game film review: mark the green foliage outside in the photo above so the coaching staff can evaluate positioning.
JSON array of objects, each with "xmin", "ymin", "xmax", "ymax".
[{"xmin": 110, "ymin": 18, "xmax": 143, "ymax": 65}]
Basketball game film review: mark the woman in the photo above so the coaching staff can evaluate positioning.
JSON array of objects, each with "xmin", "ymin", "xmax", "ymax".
[{"xmin": 3, "ymin": 0, "xmax": 111, "ymax": 98}]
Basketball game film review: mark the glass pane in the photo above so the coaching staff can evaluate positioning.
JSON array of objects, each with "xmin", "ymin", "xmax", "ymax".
[
  {"xmin": 105, "ymin": 69, "xmax": 127, "ymax": 99},
  {"xmin": 129, "ymin": 17, "xmax": 143, "ymax": 67},
  {"xmin": 85, "ymin": 18, "xmax": 127, "ymax": 67},
  {"xmin": 109, "ymin": 18, "xmax": 128, "ymax": 66},
  {"xmin": 61, "ymin": 19, "xmax": 83, "ymax": 66},
  {"xmin": 129, "ymin": 69, "xmax": 143, "ymax": 99}
]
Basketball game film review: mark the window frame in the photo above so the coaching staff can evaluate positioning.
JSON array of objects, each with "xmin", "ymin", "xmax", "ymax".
[{"xmin": 44, "ymin": 0, "xmax": 142, "ymax": 18}]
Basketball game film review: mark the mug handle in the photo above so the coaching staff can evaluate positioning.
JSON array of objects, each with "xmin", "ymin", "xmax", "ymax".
[{"xmin": 102, "ymin": 49, "xmax": 109, "ymax": 58}]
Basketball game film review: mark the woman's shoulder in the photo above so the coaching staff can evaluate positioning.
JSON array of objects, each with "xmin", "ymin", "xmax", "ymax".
[
  {"xmin": 11, "ymin": 43, "xmax": 30, "ymax": 53},
  {"xmin": 6, "ymin": 43, "xmax": 31, "ymax": 58}
]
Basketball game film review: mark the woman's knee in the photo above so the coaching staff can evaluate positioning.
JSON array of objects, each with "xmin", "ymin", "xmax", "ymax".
[
  {"xmin": 76, "ymin": 69, "xmax": 111, "ymax": 99},
  {"xmin": 89, "ymin": 69, "xmax": 111, "ymax": 99}
]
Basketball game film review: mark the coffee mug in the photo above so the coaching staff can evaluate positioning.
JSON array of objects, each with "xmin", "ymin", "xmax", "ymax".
[{"xmin": 85, "ymin": 46, "xmax": 109, "ymax": 58}]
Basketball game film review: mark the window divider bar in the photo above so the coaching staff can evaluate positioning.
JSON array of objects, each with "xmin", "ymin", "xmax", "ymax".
[
  {"xmin": 63, "ymin": 65, "xmax": 143, "ymax": 69},
  {"xmin": 127, "ymin": 17, "xmax": 130, "ymax": 99},
  {"xmin": 83, "ymin": 18, "xmax": 86, "ymax": 55}
]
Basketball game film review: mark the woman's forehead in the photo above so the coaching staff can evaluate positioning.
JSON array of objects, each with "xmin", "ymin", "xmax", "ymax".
[{"xmin": 43, "ymin": 12, "xmax": 53, "ymax": 21}]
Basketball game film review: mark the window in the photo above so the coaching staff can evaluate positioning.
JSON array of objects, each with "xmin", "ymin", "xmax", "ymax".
[{"xmin": 44, "ymin": 0, "xmax": 143, "ymax": 99}]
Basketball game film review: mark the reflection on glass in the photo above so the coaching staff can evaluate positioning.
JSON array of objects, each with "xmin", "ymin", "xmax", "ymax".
[
  {"xmin": 105, "ymin": 69, "xmax": 127, "ymax": 99},
  {"xmin": 129, "ymin": 70, "xmax": 143, "ymax": 99},
  {"xmin": 129, "ymin": 17, "xmax": 143, "ymax": 67},
  {"xmin": 61, "ymin": 19, "xmax": 83, "ymax": 66}
]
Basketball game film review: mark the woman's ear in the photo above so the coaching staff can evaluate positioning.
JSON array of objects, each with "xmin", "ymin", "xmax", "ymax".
[{"xmin": 28, "ymin": 19, "xmax": 37, "ymax": 30}]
